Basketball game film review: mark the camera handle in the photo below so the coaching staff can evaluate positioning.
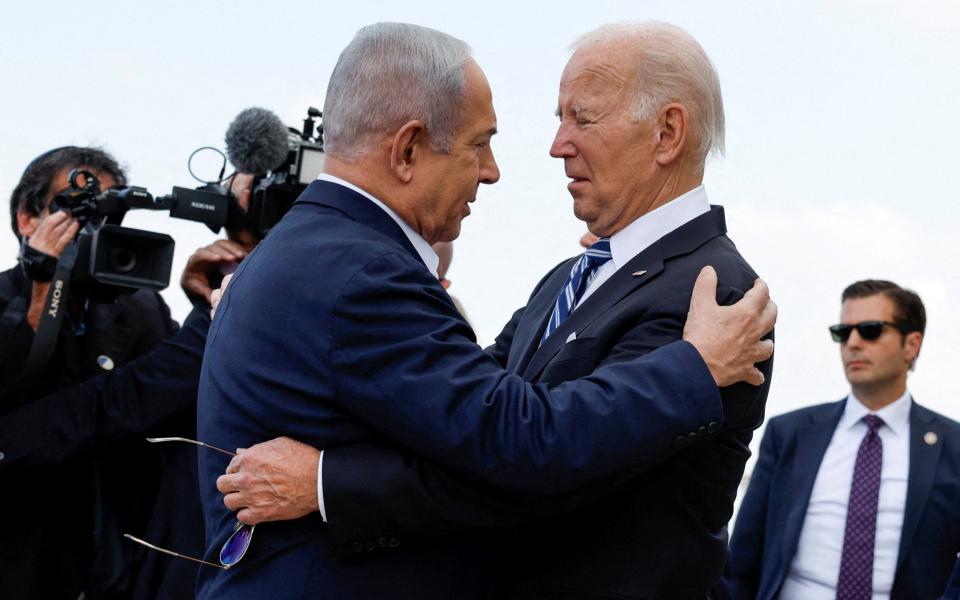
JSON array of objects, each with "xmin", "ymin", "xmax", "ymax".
[{"xmin": 19, "ymin": 240, "xmax": 80, "ymax": 382}]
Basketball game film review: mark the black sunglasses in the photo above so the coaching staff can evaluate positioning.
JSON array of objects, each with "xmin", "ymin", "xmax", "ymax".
[
  {"xmin": 123, "ymin": 437, "xmax": 254, "ymax": 570},
  {"xmin": 828, "ymin": 320, "xmax": 909, "ymax": 343}
]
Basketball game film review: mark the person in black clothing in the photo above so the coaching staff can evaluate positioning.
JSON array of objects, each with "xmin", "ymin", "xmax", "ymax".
[{"xmin": 0, "ymin": 147, "xmax": 253, "ymax": 599}]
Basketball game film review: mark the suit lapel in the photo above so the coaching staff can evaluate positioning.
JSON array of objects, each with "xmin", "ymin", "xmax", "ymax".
[
  {"xmin": 521, "ymin": 245, "xmax": 665, "ymax": 380},
  {"xmin": 296, "ymin": 180, "xmax": 423, "ymax": 266},
  {"xmin": 506, "ymin": 260, "xmax": 575, "ymax": 374},
  {"xmin": 895, "ymin": 401, "xmax": 943, "ymax": 575},
  {"xmin": 780, "ymin": 401, "xmax": 846, "ymax": 567},
  {"xmin": 520, "ymin": 206, "xmax": 728, "ymax": 381}
]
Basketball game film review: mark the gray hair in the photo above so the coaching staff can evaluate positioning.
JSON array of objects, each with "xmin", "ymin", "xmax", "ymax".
[
  {"xmin": 572, "ymin": 22, "xmax": 725, "ymax": 161},
  {"xmin": 323, "ymin": 23, "xmax": 473, "ymax": 159}
]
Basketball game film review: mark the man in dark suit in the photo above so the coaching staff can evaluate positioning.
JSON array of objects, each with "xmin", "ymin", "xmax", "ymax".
[
  {"xmin": 214, "ymin": 22, "xmax": 772, "ymax": 599},
  {"xmin": 726, "ymin": 280, "xmax": 960, "ymax": 599}
]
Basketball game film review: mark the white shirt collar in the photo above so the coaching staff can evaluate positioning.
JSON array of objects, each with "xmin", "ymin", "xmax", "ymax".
[
  {"xmin": 607, "ymin": 185, "xmax": 711, "ymax": 269},
  {"xmin": 840, "ymin": 389, "xmax": 912, "ymax": 437},
  {"xmin": 315, "ymin": 173, "xmax": 439, "ymax": 278}
]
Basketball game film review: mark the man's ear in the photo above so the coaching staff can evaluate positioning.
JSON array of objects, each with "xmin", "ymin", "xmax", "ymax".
[
  {"xmin": 904, "ymin": 331, "xmax": 923, "ymax": 364},
  {"xmin": 654, "ymin": 103, "xmax": 689, "ymax": 166},
  {"xmin": 16, "ymin": 209, "xmax": 40, "ymax": 238},
  {"xmin": 389, "ymin": 120, "xmax": 428, "ymax": 183}
]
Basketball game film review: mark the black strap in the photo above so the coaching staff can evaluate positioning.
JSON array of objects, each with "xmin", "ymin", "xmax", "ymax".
[
  {"xmin": 19, "ymin": 241, "xmax": 79, "ymax": 381},
  {"xmin": 19, "ymin": 236, "xmax": 59, "ymax": 282}
]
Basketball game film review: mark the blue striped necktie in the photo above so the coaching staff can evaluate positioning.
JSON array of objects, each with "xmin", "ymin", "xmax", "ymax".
[{"xmin": 540, "ymin": 237, "xmax": 612, "ymax": 344}]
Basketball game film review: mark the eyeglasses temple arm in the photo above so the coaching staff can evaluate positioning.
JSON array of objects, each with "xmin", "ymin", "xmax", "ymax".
[
  {"xmin": 146, "ymin": 437, "xmax": 236, "ymax": 457},
  {"xmin": 124, "ymin": 534, "xmax": 229, "ymax": 569}
]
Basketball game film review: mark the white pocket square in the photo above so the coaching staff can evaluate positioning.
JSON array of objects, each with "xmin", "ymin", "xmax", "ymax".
[{"xmin": 565, "ymin": 331, "xmax": 577, "ymax": 343}]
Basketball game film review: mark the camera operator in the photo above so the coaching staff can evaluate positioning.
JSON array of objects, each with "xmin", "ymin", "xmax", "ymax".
[{"xmin": 0, "ymin": 147, "xmax": 254, "ymax": 599}]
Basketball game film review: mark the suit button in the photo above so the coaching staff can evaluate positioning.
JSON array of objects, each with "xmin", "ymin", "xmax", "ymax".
[
  {"xmin": 697, "ymin": 426, "xmax": 707, "ymax": 436},
  {"xmin": 0, "ymin": 451, "xmax": 5, "ymax": 461},
  {"xmin": 388, "ymin": 538, "xmax": 400, "ymax": 548},
  {"xmin": 687, "ymin": 432, "xmax": 697, "ymax": 440},
  {"xmin": 708, "ymin": 421, "xmax": 720, "ymax": 434},
  {"xmin": 351, "ymin": 541, "xmax": 363, "ymax": 553},
  {"xmin": 365, "ymin": 541, "xmax": 376, "ymax": 551},
  {"xmin": 378, "ymin": 537, "xmax": 388, "ymax": 547},
  {"xmin": 674, "ymin": 435, "xmax": 685, "ymax": 445}
]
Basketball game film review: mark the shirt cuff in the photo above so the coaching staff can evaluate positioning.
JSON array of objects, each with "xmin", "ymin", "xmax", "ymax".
[{"xmin": 317, "ymin": 449, "xmax": 327, "ymax": 522}]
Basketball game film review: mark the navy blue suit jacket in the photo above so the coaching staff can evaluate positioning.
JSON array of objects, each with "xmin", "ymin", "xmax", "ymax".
[
  {"xmin": 319, "ymin": 205, "xmax": 771, "ymax": 599},
  {"xmin": 941, "ymin": 555, "xmax": 960, "ymax": 600},
  {"xmin": 195, "ymin": 181, "xmax": 724, "ymax": 599},
  {"xmin": 726, "ymin": 399, "xmax": 960, "ymax": 600}
]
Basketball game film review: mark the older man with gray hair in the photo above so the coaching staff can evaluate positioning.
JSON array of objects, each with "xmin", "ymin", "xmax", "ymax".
[{"xmin": 202, "ymin": 21, "xmax": 774, "ymax": 599}]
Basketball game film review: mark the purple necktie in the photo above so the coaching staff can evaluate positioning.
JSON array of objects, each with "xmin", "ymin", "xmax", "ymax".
[{"xmin": 836, "ymin": 414, "xmax": 885, "ymax": 599}]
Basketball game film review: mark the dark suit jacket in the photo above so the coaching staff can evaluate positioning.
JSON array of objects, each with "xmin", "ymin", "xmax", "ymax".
[
  {"xmin": 941, "ymin": 555, "xmax": 960, "ymax": 600},
  {"xmin": 726, "ymin": 399, "xmax": 960, "ymax": 600},
  {"xmin": 320, "ymin": 205, "xmax": 771, "ymax": 599},
  {"xmin": 195, "ymin": 180, "xmax": 726, "ymax": 599}
]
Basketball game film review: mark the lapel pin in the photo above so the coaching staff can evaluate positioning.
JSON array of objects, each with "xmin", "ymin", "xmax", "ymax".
[
  {"xmin": 632, "ymin": 270, "xmax": 647, "ymax": 277},
  {"xmin": 97, "ymin": 355, "xmax": 115, "ymax": 371},
  {"xmin": 924, "ymin": 431, "xmax": 938, "ymax": 446}
]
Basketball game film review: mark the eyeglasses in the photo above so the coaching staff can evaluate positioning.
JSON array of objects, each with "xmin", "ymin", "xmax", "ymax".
[
  {"xmin": 828, "ymin": 320, "xmax": 909, "ymax": 343},
  {"xmin": 123, "ymin": 437, "xmax": 254, "ymax": 570}
]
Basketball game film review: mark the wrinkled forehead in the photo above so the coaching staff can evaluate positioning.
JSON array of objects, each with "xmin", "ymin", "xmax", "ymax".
[
  {"xmin": 460, "ymin": 60, "xmax": 498, "ymax": 134},
  {"xmin": 559, "ymin": 43, "xmax": 634, "ymax": 102}
]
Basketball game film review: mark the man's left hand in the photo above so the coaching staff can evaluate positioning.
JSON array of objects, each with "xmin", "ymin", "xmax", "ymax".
[{"xmin": 217, "ymin": 436, "xmax": 321, "ymax": 525}]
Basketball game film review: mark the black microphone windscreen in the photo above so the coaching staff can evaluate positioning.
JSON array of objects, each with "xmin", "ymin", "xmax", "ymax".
[{"xmin": 225, "ymin": 108, "xmax": 290, "ymax": 174}]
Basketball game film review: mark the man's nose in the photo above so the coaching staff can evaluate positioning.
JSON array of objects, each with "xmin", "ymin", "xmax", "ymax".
[
  {"xmin": 480, "ymin": 148, "xmax": 500, "ymax": 185},
  {"xmin": 549, "ymin": 123, "xmax": 575, "ymax": 158},
  {"xmin": 844, "ymin": 329, "xmax": 864, "ymax": 348}
]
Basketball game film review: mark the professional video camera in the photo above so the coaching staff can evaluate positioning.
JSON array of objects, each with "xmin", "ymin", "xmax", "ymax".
[
  {"xmin": 43, "ymin": 107, "xmax": 325, "ymax": 297},
  {"xmin": 227, "ymin": 106, "xmax": 325, "ymax": 238}
]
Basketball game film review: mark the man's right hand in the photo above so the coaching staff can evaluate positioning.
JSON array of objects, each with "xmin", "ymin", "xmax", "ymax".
[
  {"xmin": 25, "ymin": 211, "xmax": 80, "ymax": 330},
  {"xmin": 683, "ymin": 266, "xmax": 777, "ymax": 387},
  {"xmin": 27, "ymin": 210, "xmax": 79, "ymax": 259}
]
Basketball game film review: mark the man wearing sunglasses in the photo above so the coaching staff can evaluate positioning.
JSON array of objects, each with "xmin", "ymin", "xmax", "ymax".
[{"xmin": 725, "ymin": 280, "xmax": 960, "ymax": 599}]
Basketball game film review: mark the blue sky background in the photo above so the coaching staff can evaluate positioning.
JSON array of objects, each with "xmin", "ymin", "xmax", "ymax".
[{"xmin": 2, "ymin": 0, "xmax": 958, "ymax": 436}]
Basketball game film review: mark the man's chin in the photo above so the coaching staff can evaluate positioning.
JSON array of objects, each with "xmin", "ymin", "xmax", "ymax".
[
  {"xmin": 438, "ymin": 224, "xmax": 462, "ymax": 244},
  {"xmin": 572, "ymin": 200, "xmax": 598, "ymax": 227}
]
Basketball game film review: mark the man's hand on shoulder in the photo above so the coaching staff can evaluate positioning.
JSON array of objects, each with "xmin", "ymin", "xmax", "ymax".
[
  {"xmin": 217, "ymin": 436, "xmax": 321, "ymax": 525},
  {"xmin": 683, "ymin": 266, "xmax": 776, "ymax": 387},
  {"xmin": 209, "ymin": 273, "xmax": 232, "ymax": 319}
]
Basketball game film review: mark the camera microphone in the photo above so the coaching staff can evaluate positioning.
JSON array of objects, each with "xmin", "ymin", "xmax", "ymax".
[{"xmin": 224, "ymin": 107, "xmax": 291, "ymax": 175}]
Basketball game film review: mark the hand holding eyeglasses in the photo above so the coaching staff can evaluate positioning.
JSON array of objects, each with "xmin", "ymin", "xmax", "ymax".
[
  {"xmin": 217, "ymin": 436, "xmax": 322, "ymax": 525},
  {"xmin": 124, "ymin": 437, "xmax": 257, "ymax": 569}
]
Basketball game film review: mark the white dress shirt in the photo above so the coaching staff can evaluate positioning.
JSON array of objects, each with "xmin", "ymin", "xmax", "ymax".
[
  {"xmin": 576, "ymin": 185, "xmax": 710, "ymax": 307},
  {"xmin": 780, "ymin": 391, "xmax": 912, "ymax": 600},
  {"xmin": 313, "ymin": 173, "xmax": 440, "ymax": 522}
]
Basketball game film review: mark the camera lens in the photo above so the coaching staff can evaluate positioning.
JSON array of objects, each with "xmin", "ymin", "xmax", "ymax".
[{"xmin": 108, "ymin": 248, "xmax": 138, "ymax": 274}]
